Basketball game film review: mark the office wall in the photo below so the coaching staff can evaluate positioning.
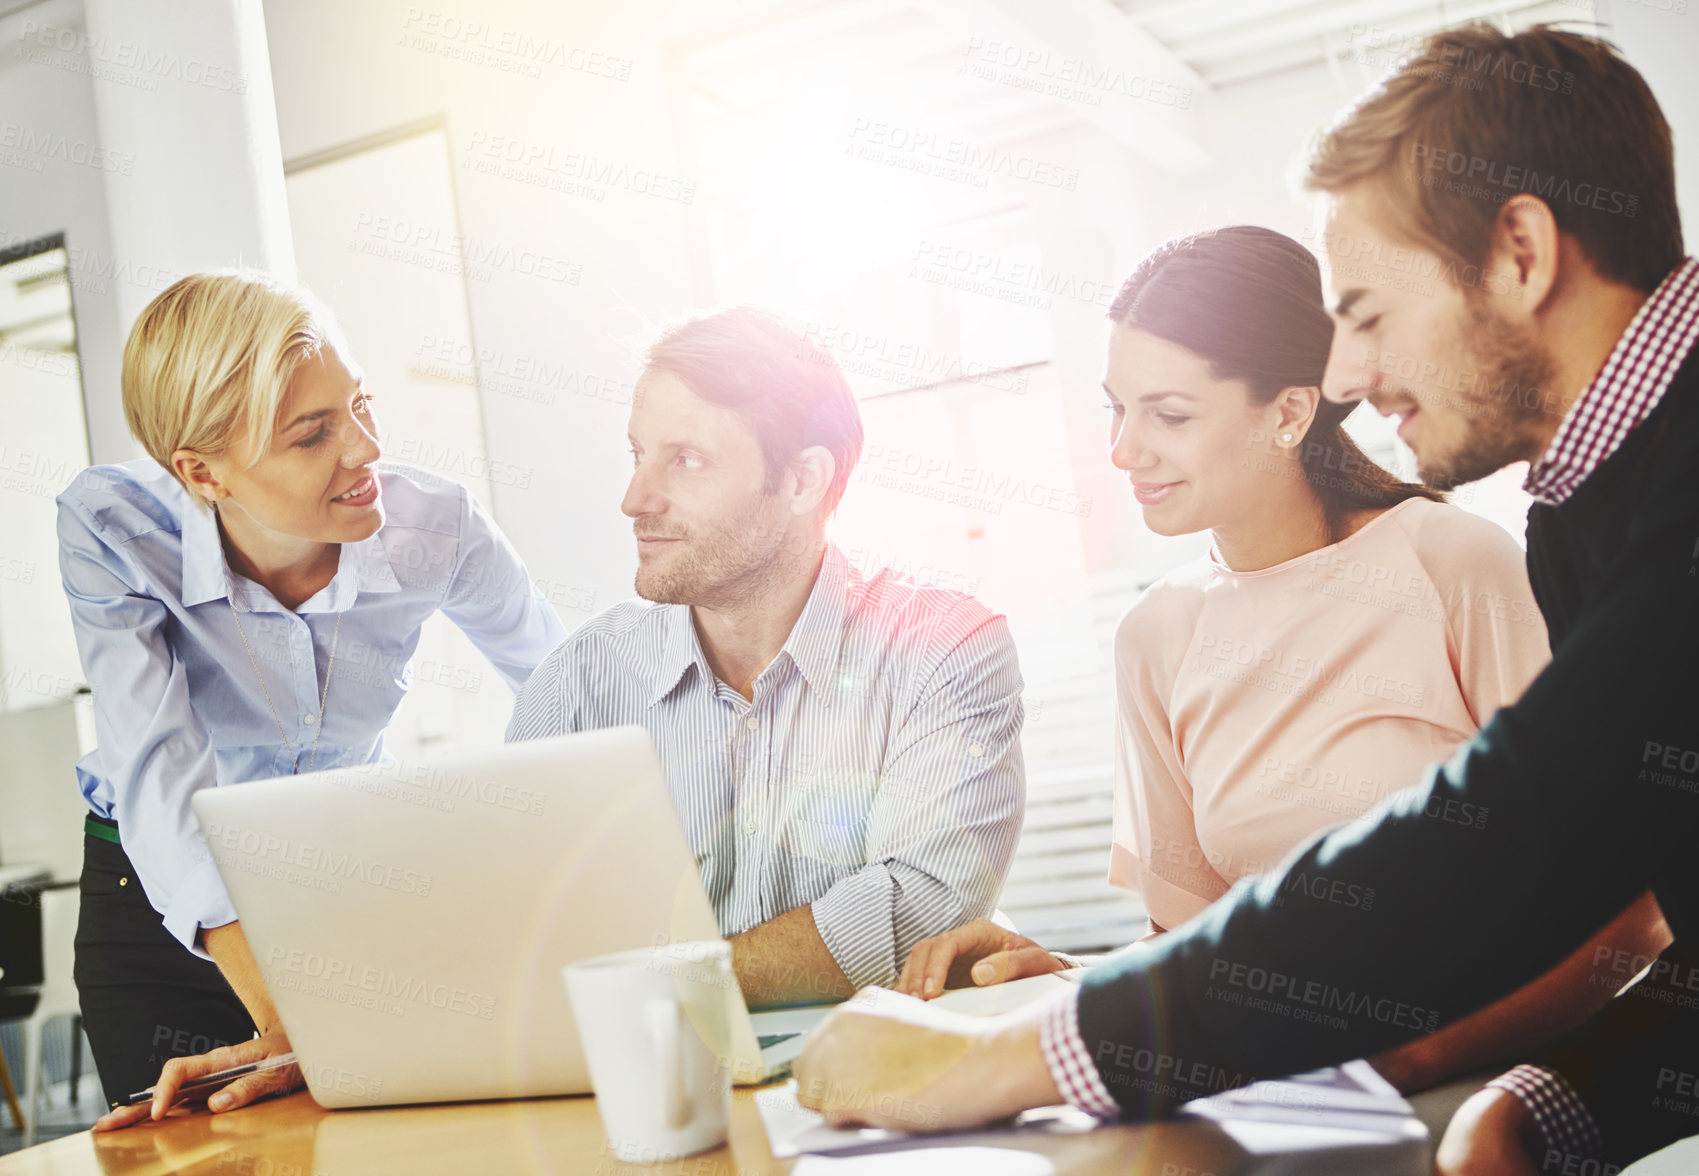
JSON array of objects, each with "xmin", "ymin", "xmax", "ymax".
[
  {"xmin": 1605, "ymin": 0, "xmax": 1699, "ymax": 239},
  {"xmin": 6, "ymin": 0, "xmax": 1303, "ymax": 608},
  {"xmin": 0, "ymin": 0, "xmax": 129, "ymax": 464},
  {"xmin": 261, "ymin": 0, "xmax": 705, "ymax": 632},
  {"xmin": 9, "ymin": 0, "xmax": 1689, "ymax": 619},
  {"xmin": 216, "ymin": 0, "xmax": 1699, "ymax": 691},
  {"xmin": 256, "ymin": 0, "xmax": 1332, "ymax": 616}
]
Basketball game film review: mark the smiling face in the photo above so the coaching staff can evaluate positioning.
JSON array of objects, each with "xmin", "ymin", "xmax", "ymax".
[
  {"xmin": 1104, "ymin": 324, "xmax": 1303, "ymax": 537},
  {"xmin": 193, "ymin": 341, "xmax": 385, "ymax": 544},
  {"xmin": 1318, "ymin": 182, "xmax": 1556, "ymax": 489},
  {"xmin": 621, "ymin": 368, "xmax": 797, "ymax": 607}
]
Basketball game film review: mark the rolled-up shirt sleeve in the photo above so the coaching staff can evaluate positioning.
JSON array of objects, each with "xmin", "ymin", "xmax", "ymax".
[
  {"xmin": 810, "ymin": 611, "xmax": 1025, "ymax": 987},
  {"xmin": 1038, "ymin": 986, "xmax": 1121, "ymax": 1116},
  {"xmin": 58, "ymin": 498, "xmax": 234, "ymax": 959},
  {"xmin": 1486, "ymin": 1065, "xmax": 1602, "ymax": 1162},
  {"xmin": 441, "ymin": 486, "xmax": 567, "ymax": 690}
]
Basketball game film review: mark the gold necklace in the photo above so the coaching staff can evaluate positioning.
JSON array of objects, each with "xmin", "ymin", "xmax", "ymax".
[{"xmin": 228, "ymin": 598, "xmax": 343, "ymax": 775}]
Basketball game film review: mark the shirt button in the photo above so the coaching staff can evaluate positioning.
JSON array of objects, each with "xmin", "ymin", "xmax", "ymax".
[
  {"xmin": 303, "ymin": 713, "xmax": 317, "ymax": 725},
  {"xmin": 744, "ymin": 820, "xmax": 756, "ymax": 834},
  {"xmin": 744, "ymin": 717, "xmax": 758, "ymax": 732},
  {"xmin": 968, "ymin": 742, "xmax": 984, "ymax": 758}
]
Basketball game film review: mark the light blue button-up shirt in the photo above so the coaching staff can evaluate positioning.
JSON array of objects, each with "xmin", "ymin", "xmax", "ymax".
[
  {"xmin": 505, "ymin": 544, "xmax": 1025, "ymax": 987},
  {"xmin": 57, "ymin": 459, "xmax": 565, "ymax": 956}
]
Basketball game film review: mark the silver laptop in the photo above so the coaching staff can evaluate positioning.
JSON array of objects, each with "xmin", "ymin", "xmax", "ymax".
[{"xmin": 192, "ymin": 725, "xmax": 804, "ymax": 1108}]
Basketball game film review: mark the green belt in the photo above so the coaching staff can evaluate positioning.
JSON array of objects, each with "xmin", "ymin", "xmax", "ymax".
[{"xmin": 85, "ymin": 814, "xmax": 121, "ymax": 845}]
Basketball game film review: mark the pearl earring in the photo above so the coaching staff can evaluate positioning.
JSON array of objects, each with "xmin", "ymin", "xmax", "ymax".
[{"xmin": 1280, "ymin": 432, "xmax": 1293, "ymax": 444}]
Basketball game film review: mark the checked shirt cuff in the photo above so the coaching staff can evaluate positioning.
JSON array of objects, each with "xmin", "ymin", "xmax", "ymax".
[
  {"xmin": 1037, "ymin": 986, "xmax": 1119, "ymax": 1117},
  {"xmin": 1486, "ymin": 1064, "xmax": 1603, "ymax": 1162}
]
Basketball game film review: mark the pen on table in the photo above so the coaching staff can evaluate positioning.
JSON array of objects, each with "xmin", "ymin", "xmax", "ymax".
[{"xmin": 114, "ymin": 1051, "xmax": 299, "ymax": 1108}]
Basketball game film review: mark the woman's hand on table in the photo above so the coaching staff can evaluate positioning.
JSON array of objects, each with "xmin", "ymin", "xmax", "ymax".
[
  {"xmin": 893, "ymin": 918, "xmax": 1067, "ymax": 999},
  {"xmin": 94, "ymin": 1026, "xmax": 303, "ymax": 1131},
  {"xmin": 793, "ymin": 986, "xmax": 1064, "ymax": 1132}
]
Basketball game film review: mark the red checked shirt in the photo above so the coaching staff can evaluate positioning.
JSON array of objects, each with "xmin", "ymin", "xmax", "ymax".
[
  {"xmin": 1525, "ymin": 256, "xmax": 1699, "ymax": 503},
  {"xmin": 1038, "ymin": 256, "xmax": 1699, "ymax": 1132}
]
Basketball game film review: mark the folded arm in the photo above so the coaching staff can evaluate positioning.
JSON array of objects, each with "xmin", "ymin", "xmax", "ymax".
[
  {"xmin": 729, "ymin": 903, "xmax": 855, "ymax": 1007},
  {"xmin": 807, "ymin": 612, "xmax": 1026, "ymax": 988},
  {"xmin": 1369, "ymin": 891, "xmax": 1670, "ymax": 1093}
]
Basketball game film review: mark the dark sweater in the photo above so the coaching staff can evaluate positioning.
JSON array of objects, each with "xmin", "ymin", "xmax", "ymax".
[{"xmin": 1075, "ymin": 344, "xmax": 1699, "ymax": 1116}]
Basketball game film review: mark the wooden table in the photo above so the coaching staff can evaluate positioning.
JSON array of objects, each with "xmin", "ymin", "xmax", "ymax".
[{"xmin": 0, "ymin": 1085, "xmax": 1389, "ymax": 1176}]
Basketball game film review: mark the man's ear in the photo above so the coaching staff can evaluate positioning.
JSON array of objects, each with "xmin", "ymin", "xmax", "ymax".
[
  {"xmin": 1484, "ymin": 194, "xmax": 1560, "ymax": 323},
  {"xmin": 788, "ymin": 445, "xmax": 837, "ymax": 517},
  {"xmin": 172, "ymin": 448, "xmax": 227, "ymax": 505}
]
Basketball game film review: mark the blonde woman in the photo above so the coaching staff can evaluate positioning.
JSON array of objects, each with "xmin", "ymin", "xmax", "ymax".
[{"xmin": 60, "ymin": 271, "xmax": 564, "ymax": 1127}]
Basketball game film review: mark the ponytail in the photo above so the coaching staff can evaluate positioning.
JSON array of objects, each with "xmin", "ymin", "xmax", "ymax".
[{"xmin": 1297, "ymin": 402, "xmax": 1441, "ymax": 539}]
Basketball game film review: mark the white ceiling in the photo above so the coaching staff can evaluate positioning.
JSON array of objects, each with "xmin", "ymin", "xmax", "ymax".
[
  {"xmin": 675, "ymin": 0, "xmax": 1609, "ymax": 180},
  {"xmin": 1113, "ymin": 0, "xmax": 1603, "ymax": 87}
]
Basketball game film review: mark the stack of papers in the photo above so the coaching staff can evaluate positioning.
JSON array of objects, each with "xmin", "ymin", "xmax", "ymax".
[
  {"xmin": 1181, "ymin": 1061, "xmax": 1429, "ymax": 1174},
  {"xmin": 755, "ymin": 1085, "xmax": 1102, "ymax": 1159},
  {"xmin": 748, "ymin": 973, "xmax": 1426, "ymax": 1172},
  {"xmin": 757, "ymin": 1054, "xmax": 1426, "ymax": 1172},
  {"xmin": 1185, "ymin": 1058, "xmax": 1416, "ymax": 1129}
]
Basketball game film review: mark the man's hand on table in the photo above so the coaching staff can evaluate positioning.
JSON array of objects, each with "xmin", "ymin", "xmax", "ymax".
[
  {"xmin": 893, "ymin": 918, "xmax": 1067, "ymax": 999},
  {"xmin": 792, "ymin": 986, "xmax": 1066, "ymax": 1131},
  {"xmin": 94, "ymin": 1026, "xmax": 303, "ymax": 1131}
]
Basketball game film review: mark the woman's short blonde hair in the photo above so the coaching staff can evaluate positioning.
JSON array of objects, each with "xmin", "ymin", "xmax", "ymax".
[{"xmin": 122, "ymin": 269, "xmax": 345, "ymax": 506}]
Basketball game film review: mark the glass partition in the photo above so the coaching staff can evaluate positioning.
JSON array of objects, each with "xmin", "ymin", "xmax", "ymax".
[{"xmin": 0, "ymin": 236, "xmax": 90, "ymax": 713}]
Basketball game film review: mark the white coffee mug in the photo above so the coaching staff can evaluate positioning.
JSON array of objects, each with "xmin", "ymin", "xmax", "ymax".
[{"xmin": 562, "ymin": 940, "xmax": 736, "ymax": 1163}]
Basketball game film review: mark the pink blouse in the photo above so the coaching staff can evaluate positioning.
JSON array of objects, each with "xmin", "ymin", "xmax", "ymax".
[{"xmin": 1109, "ymin": 498, "xmax": 1551, "ymax": 931}]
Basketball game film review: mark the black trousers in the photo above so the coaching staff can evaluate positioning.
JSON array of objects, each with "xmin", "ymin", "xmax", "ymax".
[{"xmin": 74, "ymin": 822, "xmax": 255, "ymax": 1102}]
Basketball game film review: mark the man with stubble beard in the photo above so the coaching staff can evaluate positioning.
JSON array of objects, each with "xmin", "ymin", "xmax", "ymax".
[{"xmin": 507, "ymin": 307, "xmax": 1025, "ymax": 1008}]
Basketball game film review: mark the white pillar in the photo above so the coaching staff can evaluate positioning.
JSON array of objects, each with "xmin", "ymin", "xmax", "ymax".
[{"xmin": 83, "ymin": 0, "xmax": 294, "ymax": 346}]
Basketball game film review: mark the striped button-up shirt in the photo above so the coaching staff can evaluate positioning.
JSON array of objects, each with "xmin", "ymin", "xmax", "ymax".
[{"xmin": 505, "ymin": 544, "xmax": 1025, "ymax": 987}]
